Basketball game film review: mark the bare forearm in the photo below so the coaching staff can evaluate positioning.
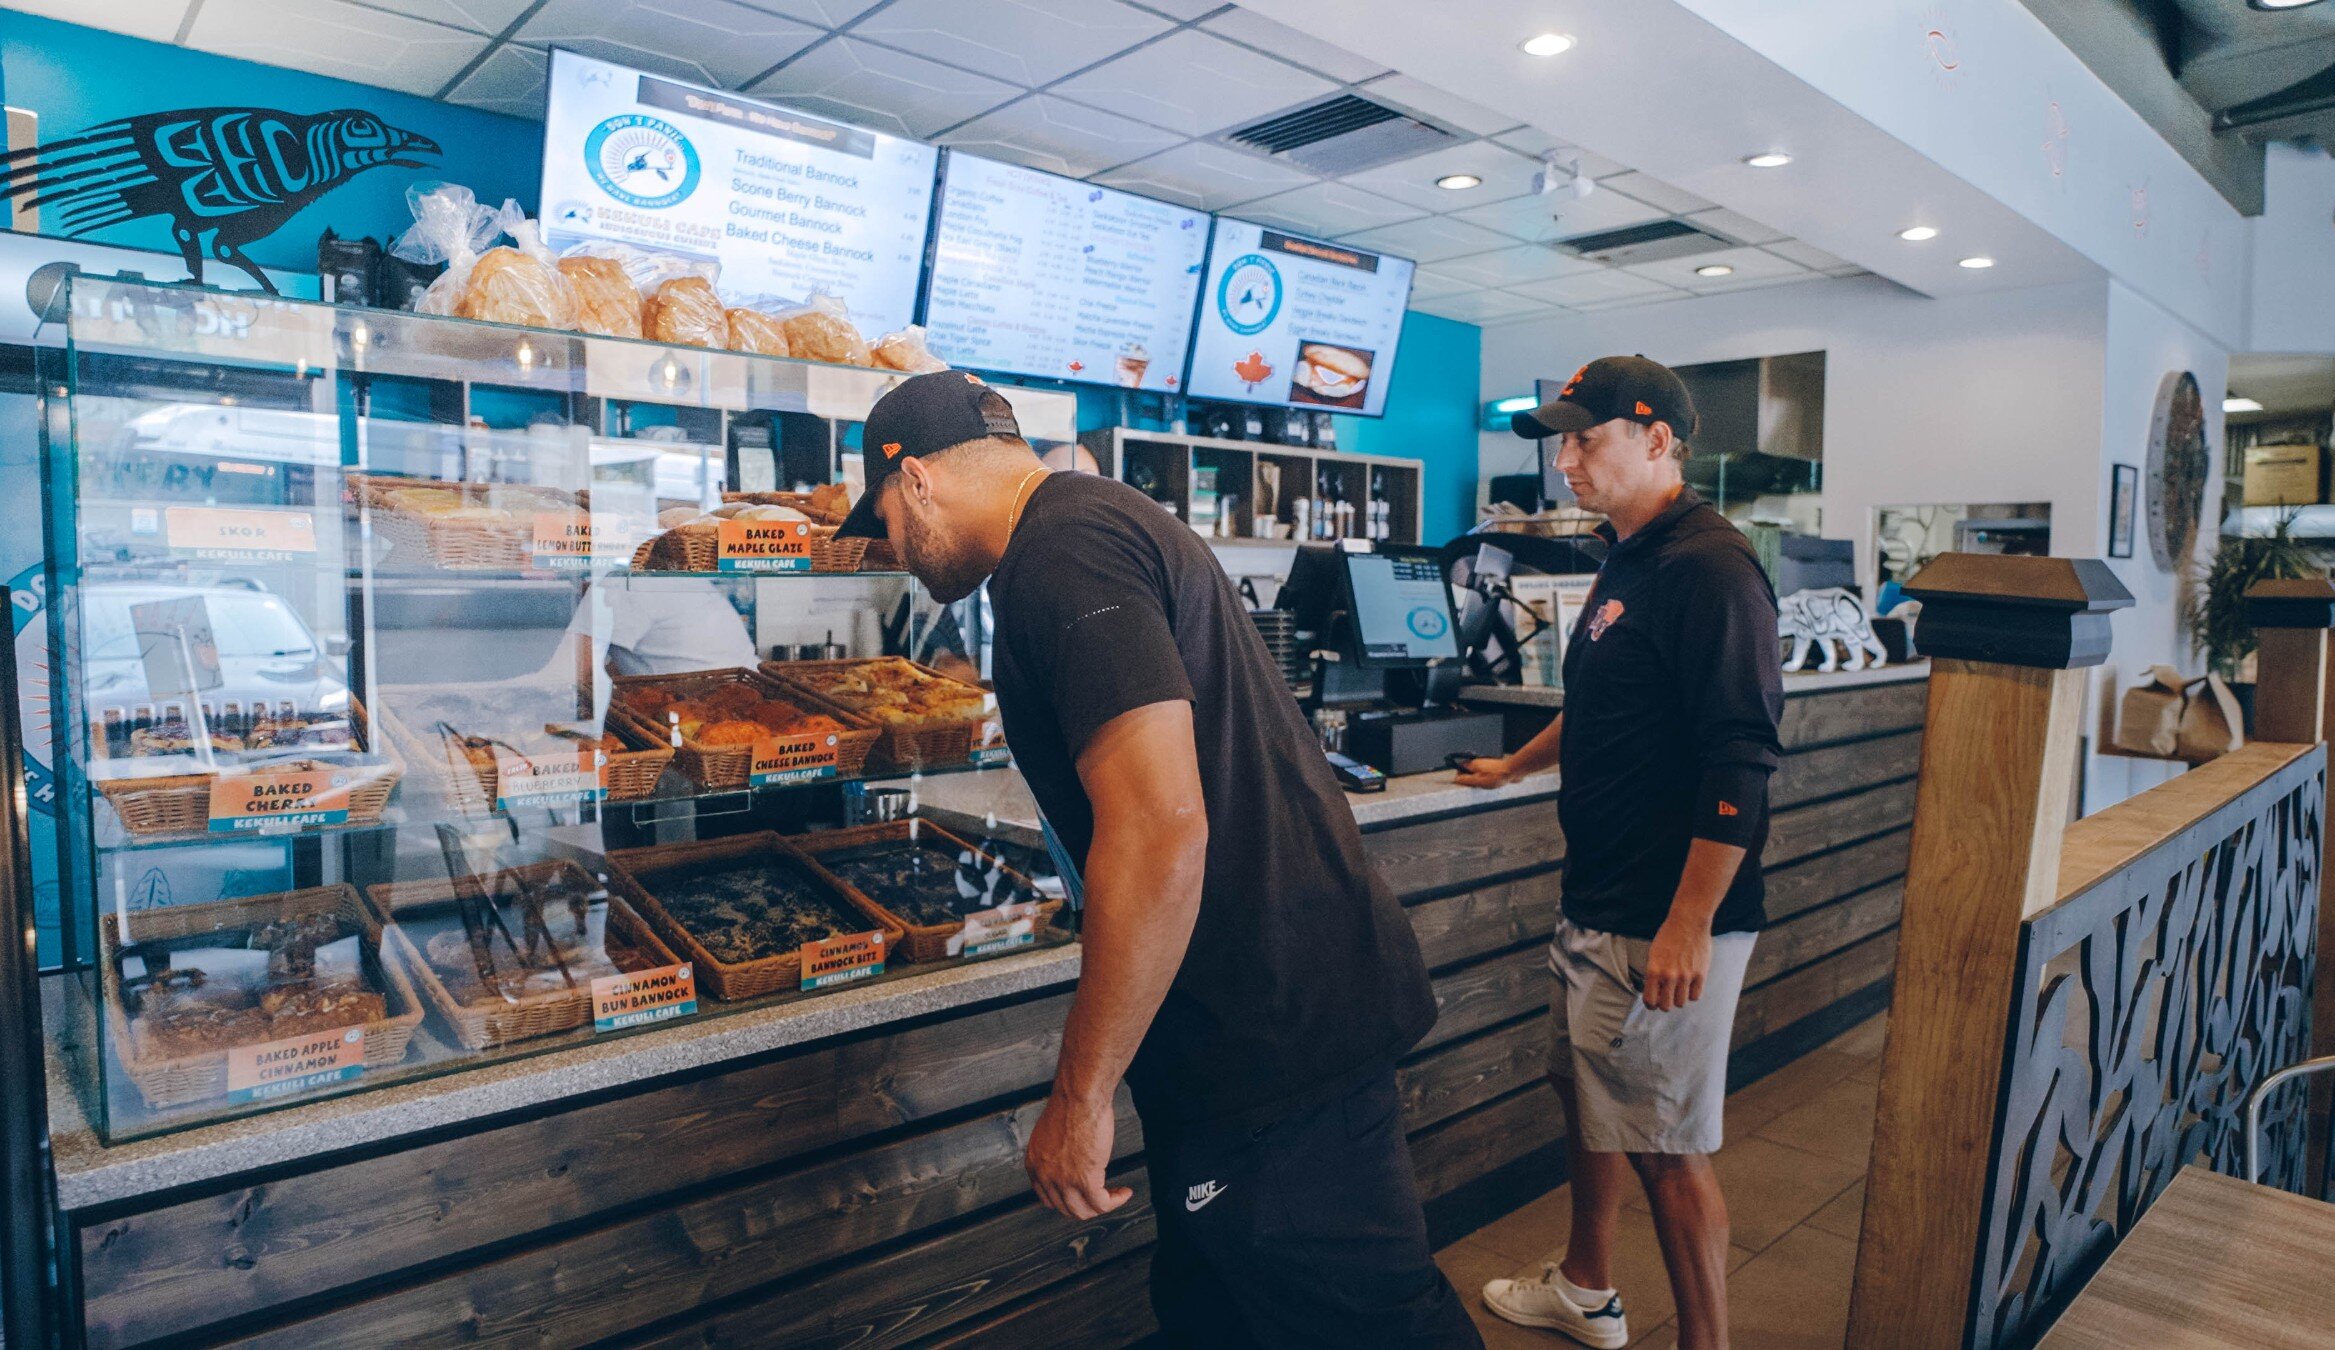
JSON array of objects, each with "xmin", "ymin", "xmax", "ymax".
[
  {"xmin": 1053, "ymin": 822, "xmax": 1205, "ymax": 1107},
  {"xmin": 1507, "ymin": 713, "xmax": 1563, "ymax": 776},
  {"xmin": 1667, "ymin": 837, "xmax": 1746, "ymax": 933}
]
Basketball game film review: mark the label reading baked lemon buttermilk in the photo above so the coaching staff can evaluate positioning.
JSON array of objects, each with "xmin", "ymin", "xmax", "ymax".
[
  {"xmin": 226, "ymin": 1025, "xmax": 365, "ymax": 1103},
  {"xmin": 749, "ymin": 731, "xmax": 838, "ymax": 788},
  {"xmin": 801, "ymin": 930, "xmax": 885, "ymax": 991},
  {"xmin": 717, "ymin": 519, "xmax": 813, "ymax": 572},
  {"xmin": 531, "ymin": 513, "xmax": 614, "ymax": 571}
]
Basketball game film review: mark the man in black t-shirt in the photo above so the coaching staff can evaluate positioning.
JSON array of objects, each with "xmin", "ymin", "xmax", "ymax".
[{"xmin": 837, "ymin": 372, "xmax": 1476, "ymax": 1349}]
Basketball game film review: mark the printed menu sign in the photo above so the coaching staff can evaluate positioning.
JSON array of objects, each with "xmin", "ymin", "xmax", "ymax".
[
  {"xmin": 801, "ymin": 929, "xmax": 885, "ymax": 991},
  {"xmin": 957, "ymin": 900, "xmax": 1041, "ymax": 958},
  {"xmin": 1186, "ymin": 219, "xmax": 1416, "ymax": 416},
  {"xmin": 592, "ymin": 962, "xmax": 698, "ymax": 1031},
  {"xmin": 207, "ymin": 766, "xmax": 370, "ymax": 832},
  {"xmin": 493, "ymin": 748, "xmax": 607, "ymax": 811},
  {"xmin": 531, "ymin": 513, "xmax": 613, "ymax": 571},
  {"xmin": 161, "ymin": 506, "xmax": 318, "ymax": 562},
  {"xmin": 971, "ymin": 714, "xmax": 1009, "ymax": 768},
  {"xmin": 749, "ymin": 731, "xmax": 839, "ymax": 788},
  {"xmin": 717, "ymin": 518, "xmax": 814, "ymax": 572},
  {"xmin": 226, "ymin": 1025, "xmax": 365, "ymax": 1103}
]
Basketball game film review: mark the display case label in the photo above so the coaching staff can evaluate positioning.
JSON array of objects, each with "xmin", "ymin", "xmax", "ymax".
[
  {"xmin": 958, "ymin": 900, "xmax": 1041, "ymax": 957},
  {"xmin": 801, "ymin": 930, "xmax": 886, "ymax": 990},
  {"xmin": 717, "ymin": 519, "xmax": 815, "ymax": 572},
  {"xmin": 226, "ymin": 1025, "xmax": 365, "ymax": 1103},
  {"xmin": 971, "ymin": 715, "xmax": 1010, "ymax": 768},
  {"xmin": 206, "ymin": 766, "xmax": 373, "ymax": 832},
  {"xmin": 592, "ymin": 962, "xmax": 698, "ymax": 1031},
  {"xmin": 164, "ymin": 506, "xmax": 318, "ymax": 562},
  {"xmin": 530, "ymin": 512, "xmax": 612, "ymax": 571},
  {"xmin": 749, "ymin": 731, "xmax": 839, "ymax": 788},
  {"xmin": 493, "ymin": 748, "xmax": 608, "ymax": 811}
]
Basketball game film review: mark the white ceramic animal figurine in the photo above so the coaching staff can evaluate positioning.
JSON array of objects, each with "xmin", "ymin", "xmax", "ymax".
[{"xmin": 1778, "ymin": 587, "xmax": 1888, "ymax": 673}]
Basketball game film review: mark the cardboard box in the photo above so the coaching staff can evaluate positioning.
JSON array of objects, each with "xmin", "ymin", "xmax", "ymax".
[{"xmin": 2244, "ymin": 442, "xmax": 2324, "ymax": 507}]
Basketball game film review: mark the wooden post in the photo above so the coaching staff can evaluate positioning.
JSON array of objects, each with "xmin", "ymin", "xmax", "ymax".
[{"xmin": 1847, "ymin": 554, "xmax": 2132, "ymax": 1348}]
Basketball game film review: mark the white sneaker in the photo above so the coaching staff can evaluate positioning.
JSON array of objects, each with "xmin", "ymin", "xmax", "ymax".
[{"xmin": 1481, "ymin": 1264, "xmax": 1630, "ymax": 1348}]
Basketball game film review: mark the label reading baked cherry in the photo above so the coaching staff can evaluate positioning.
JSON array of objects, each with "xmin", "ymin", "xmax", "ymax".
[
  {"xmin": 163, "ymin": 506, "xmax": 318, "ymax": 563},
  {"xmin": 530, "ymin": 513, "xmax": 606, "ymax": 571},
  {"xmin": 226, "ymin": 1025, "xmax": 365, "ymax": 1103},
  {"xmin": 800, "ymin": 930, "xmax": 886, "ymax": 991},
  {"xmin": 749, "ymin": 731, "xmax": 839, "ymax": 788},
  {"xmin": 206, "ymin": 767, "xmax": 369, "ymax": 832},
  {"xmin": 592, "ymin": 962, "xmax": 698, "ymax": 1031},
  {"xmin": 492, "ymin": 748, "xmax": 607, "ymax": 811},
  {"xmin": 958, "ymin": 900, "xmax": 1041, "ymax": 958},
  {"xmin": 717, "ymin": 519, "xmax": 814, "ymax": 572}
]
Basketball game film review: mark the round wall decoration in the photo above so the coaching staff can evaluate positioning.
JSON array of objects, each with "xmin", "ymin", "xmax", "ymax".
[{"xmin": 2145, "ymin": 370, "xmax": 2208, "ymax": 573}]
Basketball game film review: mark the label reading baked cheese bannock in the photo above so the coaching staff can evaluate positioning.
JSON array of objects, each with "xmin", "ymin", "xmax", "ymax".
[
  {"xmin": 206, "ymin": 768, "xmax": 368, "ymax": 832},
  {"xmin": 749, "ymin": 731, "xmax": 839, "ymax": 788},
  {"xmin": 592, "ymin": 962, "xmax": 698, "ymax": 1031},
  {"xmin": 717, "ymin": 519, "xmax": 814, "ymax": 572},
  {"xmin": 226, "ymin": 1025, "xmax": 365, "ymax": 1103},
  {"xmin": 801, "ymin": 930, "xmax": 885, "ymax": 991}
]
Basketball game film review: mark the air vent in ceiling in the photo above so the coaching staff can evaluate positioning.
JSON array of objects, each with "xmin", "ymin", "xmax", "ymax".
[
  {"xmin": 1221, "ymin": 94, "xmax": 1457, "ymax": 176},
  {"xmin": 1553, "ymin": 218, "xmax": 1739, "ymax": 264}
]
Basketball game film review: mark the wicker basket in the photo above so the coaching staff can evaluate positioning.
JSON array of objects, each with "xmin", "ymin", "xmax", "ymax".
[
  {"xmin": 376, "ymin": 703, "xmax": 672, "ymax": 816},
  {"xmin": 93, "ymin": 699, "xmax": 401, "ymax": 840},
  {"xmin": 628, "ymin": 519, "xmax": 866, "ymax": 573},
  {"xmin": 371, "ymin": 860, "xmax": 681, "ymax": 1050},
  {"xmin": 358, "ymin": 476, "xmax": 582, "ymax": 572},
  {"xmin": 99, "ymin": 885, "xmax": 423, "ymax": 1112},
  {"xmin": 759, "ymin": 657, "xmax": 988, "ymax": 772},
  {"xmin": 791, "ymin": 821, "xmax": 1060, "ymax": 964},
  {"xmin": 606, "ymin": 668, "xmax": 878, "ymax": 790},
  {"xmin": 605, "ymin": 832, "xmax": 907, "ymax": 1001}
]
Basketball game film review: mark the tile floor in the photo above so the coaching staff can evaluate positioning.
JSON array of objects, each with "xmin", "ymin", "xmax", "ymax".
[{"xmin": 1435, "ymin": 1014, "xmax": 1887, "ymax": 1350}]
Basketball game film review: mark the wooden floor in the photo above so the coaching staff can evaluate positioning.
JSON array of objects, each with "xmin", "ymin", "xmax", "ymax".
[{"xmin": 1434, "ymin": 1014, "xmax": 1886, "ymax": 1350}]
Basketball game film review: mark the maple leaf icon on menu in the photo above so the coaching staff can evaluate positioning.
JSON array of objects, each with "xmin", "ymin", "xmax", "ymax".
[
  {"xmin": 1166, "ymin": 375, "xmax": 1179, "ymax": 388},
  {"xmin": 1233, "ymin": 351, "xmax": 1273, "ymax": 386},
  {"xmin": 1067, "ymin": 360, "xmax": 1085, "ymax": 373}
]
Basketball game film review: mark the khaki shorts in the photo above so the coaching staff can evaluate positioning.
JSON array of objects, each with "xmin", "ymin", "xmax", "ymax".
[{"xmin": 1546, "ymin": 916, "xmax": 1756, "ymax": 1155}]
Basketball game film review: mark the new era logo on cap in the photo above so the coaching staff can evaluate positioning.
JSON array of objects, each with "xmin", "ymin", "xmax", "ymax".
[
  {"xmin": 881, "ymin": 442, "xmax": 902, "ymax": 459},
  {"xmin": 1511, "ymin": 355, "xmax": 1699, "ymax": 442}
]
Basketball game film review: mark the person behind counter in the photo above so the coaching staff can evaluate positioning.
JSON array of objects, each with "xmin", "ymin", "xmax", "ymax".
[
  {"xmin": 835, "ymin": 372, "xmax": 1478, "ymax": 1349},
  {"xmin": 1457, "ymin": 357, "xmax": 1783, "ymax": 1350}
]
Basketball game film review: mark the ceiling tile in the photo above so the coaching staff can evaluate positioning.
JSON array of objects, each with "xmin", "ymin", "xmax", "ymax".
[
  {"xmin": 1229, "ymin": 180, "xmax": 1425, "ymax": 238},
  {"xmin": 187, "ymin": 0, "xmax": 488, "ymax": 95},
  {"xmin": 1200, "ymin": 9, "xmax": 1388, "ymax": 83},
  {"xmin": 1407, "ymin": 268, "xmax": 1483, "ymax": 301},
  {"xmin": 939, "ymin": 93, "xmax": 1182, "ymax": 178},
  {"xmin": 750, "ymin": 36, "xmax": 1018, "ymax": 138},
  {"xmin": 745, "ymin": 0, "xmax": 889, "ymax": 26},
  {"xmin": 1598, "ymin": 171, "xmax": 1714, "ymax": 215},
  {"xmin": 854, "ymin": 0, "xmax": 1172, "ymax": 88},
  {"xmin": 1336, "ymin": 214, "xmax": 1512, "ymax": 264},
  {"xmin": 1341, "ymin": 140, "xmax": 1541, "ymax": 213},
  {"xmin": 353, "ymin": 0, "xmax": 536, "ymax": 32},
  {"xmin": 445, "ymin": 42, "xmax": 550, "ymax": 118},
  {"xmin": 1511, "ymin": 269, "xmax": 1681, "ymax": 306},
  {"xmin": 1490, "ymin": 127, "xmax": 1631, "ymax": 181},
  {"xmin": 516, "ymin": 0, "xmax": 821, "ymax": 88},
  {"xmin": 1822, "ymin": 265, "xmax": 1871, "ymax": 279},
  {"xmin": 1359, "ymin": 73, "xmax": 1515, "ymax": 136},
  {"xmin": 1761, "ymin": 238, "xmax": 1854, "ymax": 272},
  {"xmin": 1091, "ymin": 140, "xmax": 1316, "ymax": 211},
  {"xmin": 3, "ymin": 0, "xmax": 187, "ymax": 42},
  {"xmin": 1624, "ymin": 244, "xmax": 1808, "ymax": 292},
  {"xmin": 1413, "ymin": 289, "xmax": 1555, "ymax": 324},
  {"xmin": 1449, "ymin": 184, "xmax": 1667, "ymax": 244},
  {"xmin": 1429, "ymin": 244, "xmax": 1602, "ymax": 289},
  {"xmin": 1686, "ymin": 206, "xmax": 1787, "ymax": 246},
  {"xmin": 1053, "ymin": 30, "xmax": 1335, "ymax": 138},
  {"xmin": 1570, "ymin": 294, "xmax": 1686, "ymax": 312},
  {"xmin": 1121, "ymin": 0, "xmax": 1227, "ymax": 18}
]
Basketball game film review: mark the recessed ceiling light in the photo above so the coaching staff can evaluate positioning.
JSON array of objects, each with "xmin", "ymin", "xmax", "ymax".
[
  {"xmin": 2249, "ymin": 0, "xmax": 2323, "ymax": 10},
  {"xmin": 2226, "ymin": 396, "xmax": 2265, "ymax": 413},
  {"xmin": 1436, "ymin": 173, "xmax": 1483, "ymax": 191},
  {"xmin": 1521, "ymin": 32, "xmax": 1577, "ymax": 56},
  {"xmin": 1958, "ymin": 255, "xmax": 1996, "ymax": 269},
  {"xmin": 1743, "ymin": 152, "xmax": 1793, "ymax": 169},
  {"xmin": 1898, "ymin": 225, "xmax": 1939, "ymax": 242},
  {"xmin": 1695, "ymin": 264, "xmax": 1735, "ymax": 277}
]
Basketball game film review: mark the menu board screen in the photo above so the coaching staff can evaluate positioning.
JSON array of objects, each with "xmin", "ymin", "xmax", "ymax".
[
  {"xmin": 539, "ymin": 49, "xmax": 939, "ymax": 335},
  {"xmin": 1185, "ymin": 220, "xmax": 1414, "ymax": 417},
  {"xmin": 922, "ymin": 153, "xmax": 1208, "ymax": 391}
]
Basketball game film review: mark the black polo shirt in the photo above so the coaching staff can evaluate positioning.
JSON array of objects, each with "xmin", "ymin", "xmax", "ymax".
[
  {"xmin": 988, "ymin": 472, "xmax": 1437, "ymax": 1130},
  {"xmin": 1559, "ymin": 488, "xmax": 1784, "ymax": 938}
]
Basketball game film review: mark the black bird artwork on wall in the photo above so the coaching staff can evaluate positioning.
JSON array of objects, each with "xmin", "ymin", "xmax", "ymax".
[{"xmin": 0, "ymin": 106, "xmax": 438, "ymax": 294}]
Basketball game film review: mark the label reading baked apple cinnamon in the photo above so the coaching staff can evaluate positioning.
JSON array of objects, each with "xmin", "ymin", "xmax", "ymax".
[
  {"xmin": 958, "ymin": 900, "xmax": 1042, "ymax": 958},
  {"xmin": 748, "ymin": 731, "xmax": 839, "ymax": 788},
  {"xmin": 163, "ymin": 506, "xmax": 318, "ymax": 563},
  {"xmin": 800, "ymin": 930, "xmax": 886, "ymax": 991},
  {"xmin": 592, "ymin": 962, "xmax": 698, "ymax": 1032},
  {"xmin": 206, "ymin": 767, "xmax": 368, "ymax": 832},
  {"xmin": 493, "ymin": 748, "xmax": 608, "ymax": 811},
  {"xmin": 226, "ymin": 1025, "xmax": 365, "ymax": 1103},
  {"xmin": 717, "ymin": 519, "xmax": 814, "ymax": 573},
  {"xmin": 531, "ymin": 513, "xmax": 609, "ymax": 571}
]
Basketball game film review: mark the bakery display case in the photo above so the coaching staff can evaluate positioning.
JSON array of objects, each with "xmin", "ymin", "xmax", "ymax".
[{"xmin": 36, "ymin": 274, "xmax": 1064, "ymax": 1143}]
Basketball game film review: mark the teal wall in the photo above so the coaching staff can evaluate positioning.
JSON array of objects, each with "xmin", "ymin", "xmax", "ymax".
[{"xmin": 1330, "ymin": 311, "xmax": 1481, "ymax": 545}]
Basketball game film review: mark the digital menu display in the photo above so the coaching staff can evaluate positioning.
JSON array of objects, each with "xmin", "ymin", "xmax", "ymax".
[
  {"xmin": 539, "ymin": 49, "xmax": 939, "ymax": 336},
  {"xmin": 1185, "ymin": 220, "xmax": 1415, "ymax": 417},
  {"xmin": 922, "ymin": 153, "xmax": 1209, "ymax": 390}
]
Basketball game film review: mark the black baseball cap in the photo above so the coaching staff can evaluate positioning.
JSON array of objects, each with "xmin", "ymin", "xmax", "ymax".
[
  {"xmin": 1510, "ymin": 355, "xmax": 1697, "ymax": 440},
  {"xmin": 836, "ymin": 370, "xmax": 1023, "ymax": 539}
]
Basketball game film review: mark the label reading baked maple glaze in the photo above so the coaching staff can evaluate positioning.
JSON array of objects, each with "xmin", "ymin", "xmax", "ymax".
[
  {"xmin": 164, "ymin": 506, "xmax": 318, "ymax": 563},
  {"xmin": 592, "ymin": 962, "xmax": 698, "ymax": 1031},
  {"xmin": 226, "ymin": 1025, "xmax": 365, "ymax": 1103},
  {"xmin": 958, "ymin": 900, "xmax": 1041, "ymax": 957},
  {"xmin": 748, "ymin": 731, "xmax": 839, "ymax": 788},
  {"xmin": 716, "ymin": 519, "xmax": 814, "ymax": 573},
  {"xmin": 530, "ymin": 513, "xmax": 608, "ymax": 571},
  {"xmin": 206, "ymin": 767, "xmax": 369, "ymax": 832},
  {"xmin": 493, "ymin": 748, "xmax": 607, "ymax": 811},
  {"xmin": 800, "ymin": 930, "xmax": 886, "ymax": 991}
]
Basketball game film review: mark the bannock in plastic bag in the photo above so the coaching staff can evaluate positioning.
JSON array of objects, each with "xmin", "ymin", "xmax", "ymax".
[
  {"xmin": 644, "ymin": 276, "xmax": 725, "ymax": 347},
  {"xmin": 559, "ymin": 255, "xmax": 643, "ymax": 338},
  {"xmin": 870, "ymin": 325, "xmax": 948, "ymax": 373},
  {"xmin": 725, "ymin": 308, "xmax": 791, "ymax": 357},
  {"xmin": 778, "ymin": 294, "xmax": 872, "ymax": 366}
]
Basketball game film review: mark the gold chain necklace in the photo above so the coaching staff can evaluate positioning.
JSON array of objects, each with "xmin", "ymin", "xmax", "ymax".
[{"xmin": 1006, "ymin": 466, "xmax": 1049, "ymax": 539}]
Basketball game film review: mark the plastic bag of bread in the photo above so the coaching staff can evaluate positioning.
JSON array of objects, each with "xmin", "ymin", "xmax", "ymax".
[
  {"xmin": 776, "ymin": 293, "xmax": 872, "ymax": 367},
  {"xmin": 725, "ymin": 307, "xmax": 791, "ymax": 356},
  {"xmin": 870, "ymin": 324, "xmax": 948, "ymax": 374},
  {"xmin": 643, "ymin": 276, "xmax": 725, "ymax": 347},
  {"xmin": 561, "ymin": 240, "xmax": 719, "ymax": 299},
  {"xmin": 436, "ymin": 198, "xmax": 576, "ymax": 330},
  {"xmin": 558, "ymin": 255, "xmax": 642, "ymax": 338},
  {"xmin": 388, "ymin": 182, "xmax": 500, "ymax": 316}
]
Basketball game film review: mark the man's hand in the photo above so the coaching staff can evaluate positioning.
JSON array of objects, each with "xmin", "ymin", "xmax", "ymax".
[
  {"xmin": 1454, "ymin": 755, "xmax": 1517, "ymax": 788},
  {"xmin": 1025, "ymin": 1089, "xmax": 1133, "ymax": 1220},
  {"xmin": 1641, "ymin": 915, "xmax": 1712, "ymax": 1012}
]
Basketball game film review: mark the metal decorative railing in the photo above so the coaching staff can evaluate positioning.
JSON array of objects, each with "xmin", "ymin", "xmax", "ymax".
[{"xmin": 1969, "ymin": 745, "xmax": 2326, "ymax": 1350}]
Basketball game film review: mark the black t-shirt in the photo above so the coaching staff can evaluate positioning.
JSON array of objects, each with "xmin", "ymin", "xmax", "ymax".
[
  {"xmin": 989, "ymin": 472, "xmax": 1437, "ymax": 1130},
  {"xmin": 1558, "ymin": 489, "xmax": 1784, "ymax": 939}
]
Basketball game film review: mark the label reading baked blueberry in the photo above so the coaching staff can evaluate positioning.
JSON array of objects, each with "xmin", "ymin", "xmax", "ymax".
[
  {"xmin": 801, "ymin": 929, "xmax": 885, "ymax": 990},
  {"xmin": 226, "ymin": 1025, "xmax": 365, "ymax": 1103},
  {"xmin": 717, "ymin": 519, "xmax": 813, "ymax": 572},
  {"xmin": 493, "ymin": 748, "xmax": 608, "ymax": 811},
  {"xmin": 749, "ymin": 732, "xmax": 838, "ymax": 788},
  {"xmin": 592, "ymin": 962, "xmax": 697, "ymax": 1031}
]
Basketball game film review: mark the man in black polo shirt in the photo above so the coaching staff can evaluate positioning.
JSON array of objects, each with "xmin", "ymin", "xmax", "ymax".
[
  {"xmin": 1457, "ymin": 357, "xmax": 1782, "ymax": 1350},
  {"xmin": 836, "ymin": 371, "xmax": 1477, "ymax": 1349}
]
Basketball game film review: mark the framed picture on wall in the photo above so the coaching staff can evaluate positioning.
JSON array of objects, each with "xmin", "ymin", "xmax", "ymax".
[{"xmin": 2109, "ymin": 463, "xmax": 2138, "ymax": 559}]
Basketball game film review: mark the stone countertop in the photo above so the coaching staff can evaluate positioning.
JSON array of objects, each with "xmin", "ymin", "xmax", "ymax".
[{"xmin": 1460, "ymin": 658, "xmax": 1930, "ymax": 709}]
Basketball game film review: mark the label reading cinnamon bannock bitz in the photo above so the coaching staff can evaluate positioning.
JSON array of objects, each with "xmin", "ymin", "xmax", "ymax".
[
  {"xmin": 592, "ymin": 963, "xmax": 698, "ymax": 1031},
  {"xmin": 226, "ymin": 1025, "xmax": 365, "ymax": 1103},
  {"xmin": 717, "ymin": 519, "xmax": 814, "ymax": 572},
  {"xmin": 749, "ymin": 732, "xmax": 838, "ymax": 788},
  {"xmin": 800, "ymin": 930, "xmax": 886, "ymax": 991}
]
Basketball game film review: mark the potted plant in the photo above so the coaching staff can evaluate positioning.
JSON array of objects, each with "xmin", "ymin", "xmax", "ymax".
[{"xmin": 2187, "ymin": 510, "xmax": 2320, "ymax": 727}]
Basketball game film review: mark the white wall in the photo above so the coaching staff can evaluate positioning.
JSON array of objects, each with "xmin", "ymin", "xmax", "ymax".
[{"xmin": 2250, "ymin": 144, "xmax": 2335, "ymax": 355}]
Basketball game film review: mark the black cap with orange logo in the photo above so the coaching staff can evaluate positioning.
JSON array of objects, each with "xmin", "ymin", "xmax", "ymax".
[
  {"xmin": 836, "ymin": 370, "xmax": 1024, "ymax": 539},
  {"xmin": 1510, "ymin": 354, "xmax": 1698, "ymax": 441}
]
